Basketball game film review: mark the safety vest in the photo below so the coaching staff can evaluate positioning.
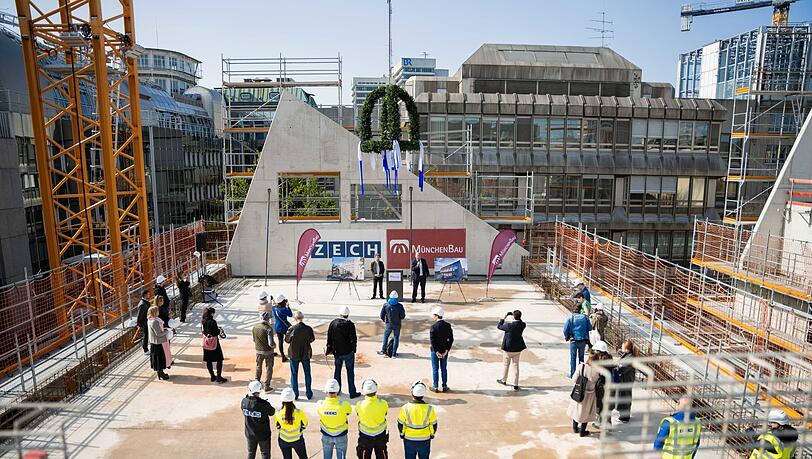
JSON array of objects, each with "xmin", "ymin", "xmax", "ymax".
[
  {"xmin": 397, "ymin": 402, "xmax": 437, "ymax": 441},
  {"xmin": 317, "ymin": 397, "xmax": 352, "ymax": 437},
  {"xmin": 274, "ymin": 408, "xmax": 307, "ymax": 443},
  {"xmin": 355, "ymin": 396, "xmax": 389, "ymax": 437},
  {"xmin": 748, "ymin": 432, "xmax": 795, "ymax": 459},
  {"xmin": 660, "ymin": 416, "xmax": 701, "ymax": 459}
]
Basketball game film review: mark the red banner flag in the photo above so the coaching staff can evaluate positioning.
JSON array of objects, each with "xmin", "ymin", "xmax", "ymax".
[
  {"xmin": 488, "ymin": 229, "xmax": 518, "ymax": 282},
  {"xmin": 296, "ymin": 228, "xmax": 321, "ymax": 287}
]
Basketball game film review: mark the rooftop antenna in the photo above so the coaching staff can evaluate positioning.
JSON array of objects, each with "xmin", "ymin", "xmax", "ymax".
[
  {"xmin": 387, "ymin": 0, "xmax": 392, "ymax": 84},
  {"xmin": 587, "ymin": 11, "xmax": 614, "ymax": 47},
  {"xmin": 421, "ymin": 51, "xmax": 429, "ymax": 59}
]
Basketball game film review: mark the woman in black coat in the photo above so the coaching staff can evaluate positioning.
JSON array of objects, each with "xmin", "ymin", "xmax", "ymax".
[
  {"xmin": 613, "ymin": 339, "xmax": 637, "ymax": 423},
  {"xmin": 201, "ymin": 307, "xmax": 227, "ymax": 383}
]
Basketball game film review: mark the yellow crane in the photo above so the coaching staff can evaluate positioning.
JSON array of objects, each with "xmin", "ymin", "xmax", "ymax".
[
  {"xmin": 680, "ymin": 0, "xmax": 799, "ymax": 31},
  {"xmin": 14, "ymin": 0, "xmax": 152, "ymax": 328}
]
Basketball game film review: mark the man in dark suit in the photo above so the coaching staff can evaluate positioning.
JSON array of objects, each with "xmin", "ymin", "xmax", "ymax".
[
  {"xmin": 370, "ymin": 254, "xmax": 385, "ymax": 299},
  {"xmin": 136, "ymin": 289, "xmax": 151, "ymax": 354},
  {"xmin": 410, "ymin": 251, "xmax": 429, "ymax": 303}
]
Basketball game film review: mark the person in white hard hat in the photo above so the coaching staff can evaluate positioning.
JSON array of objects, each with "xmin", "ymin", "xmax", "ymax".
[
  {"xmin": 258, "ymin": 290, "xmax": 274, "ymax": 316},
  {"xmin": 285, "ymin": 310, "xmax": 315, "ymax": 400},
  {"xmin": 176, "ymin": 269, "xmax": 191, "ymax": 323},
  {"xmin": 748, "ymin": 409, "xmax": 797, "ymax": 459},
  {"xmin": 378, "ymin": 291, "xmax": 405, "ymax": 358},
  {"xmin": 589, "ymin": 302, "xmax": 608, "ymax": 343},
  {"xmin": 317, "ymin": 379, "xmax": 352, "ymax": 459},
  {"xmin": 590, "ymin": 341, "xmax": 613, "ymax": 430},
  {"xmin": 272, "ymin": 294, "xmax": 293, "ymax": 362},
  {"xmin": 242, "ymin": 380, "xmax": 275, "ymax": 459},
  {"xmin": 398, "ymin": 381, "xmax": 438, "ymax": 459},
  {"xmin": 252, "ymin": 311, "xmax": 276, "ymax": 392},
  {"xmin": 274, "ymin": 387, "xmax": 308, "ymax": 459},
  {"xmin": 154, "ymin": 274, "xmax": 171, "ymax": 315},
  {"xmin": 326, "ymin": 306, "xmax": 360, "ymax": 398},
  {"xmin": 429, "ymin": 306, "xmax": 453, "ymax": 392},
  {"xmin": 355, "ymin": 379, "xmax": 389, "ymax": 458}
]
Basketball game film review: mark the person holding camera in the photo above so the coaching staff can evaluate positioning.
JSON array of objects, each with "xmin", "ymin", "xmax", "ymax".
[{"xmin": 496, "ymin": 310, "xmax": 526, "ymax": 391}]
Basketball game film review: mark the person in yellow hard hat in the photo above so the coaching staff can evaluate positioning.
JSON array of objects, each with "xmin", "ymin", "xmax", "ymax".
[
  {"xmin": 317, "ymin": 379, "xmax": 352, "ymax": 459},
  {"xmin": 653, "ymin": 396, "xmax": 701, "ymax": 458},
  {"xmin": 355, "ymin": 379, "xmax": 389, "ymax": 459},
  {"xmin": 398, "ymin": 381, "xmax": 438, "ymax": 459},
  {"xmin": 748, "ymin": 409, "xmax": 797, "ymax": 459},
  {"xmin": 274, "ymin": 387, "xmax": 308, "ymax": 459}
]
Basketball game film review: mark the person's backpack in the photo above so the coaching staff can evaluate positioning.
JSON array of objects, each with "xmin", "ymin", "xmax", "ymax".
[
  {"xmin": 385, "ymin": 336, "xmax": 395, "ymax": 357},
  {"xmin": 570, "ymin": 365, "xmax": 588, "ymax": 402}
]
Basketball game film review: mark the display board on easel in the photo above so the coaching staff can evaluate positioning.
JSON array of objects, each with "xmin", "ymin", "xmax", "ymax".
[
  {"xmin": 435, "ymin": 257, "xmax": 468, "ymax": 303},
  {"xmin": 329, "ymin": 257, "xmax": 363, "ymax": 300}
]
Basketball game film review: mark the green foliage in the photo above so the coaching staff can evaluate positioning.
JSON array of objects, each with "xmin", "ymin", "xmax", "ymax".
[
  {"xmin": 358, "ymin": 84, "xmax": 421, "ymax": 153},
  {"xmin": 280, "ymin": 178, "xmax": 338, "ymax": 217}
]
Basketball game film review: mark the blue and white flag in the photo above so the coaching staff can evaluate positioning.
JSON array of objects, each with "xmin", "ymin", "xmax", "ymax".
[
  {"xmin": 357, "ymin": 142, "xmax": 364, "ymax": 195},
  {"xmin": 392, "ymin": 140, "xmax": 401, "ymax": 191},
  {"xmin": 418, "ymin": 140, "xmax": 425, "ymax": 191},
  {"xmin": 382, "ymin": 149, "xmax": 390, "ymax": 189},
  {"xmin": 370, "ymin": 151, "xmax": 377, "ymax": 171}
]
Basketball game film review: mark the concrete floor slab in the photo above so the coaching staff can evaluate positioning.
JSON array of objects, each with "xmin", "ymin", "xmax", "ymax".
[{"xmin": 6, "ymin": 277, "xmax": 682, "ymax": 458}]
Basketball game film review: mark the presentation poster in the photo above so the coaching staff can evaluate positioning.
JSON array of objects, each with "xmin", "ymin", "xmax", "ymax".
[
  {"xmin": 328, "ymin": 257, "xmax": 365, "ymax": 281},
  {"xmin": 434, "ymin": 258, "xmax": 468, "ymax": 282}
]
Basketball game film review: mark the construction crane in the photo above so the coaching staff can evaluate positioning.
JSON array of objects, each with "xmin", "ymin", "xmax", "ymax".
[
  {"xmin": 680, "ymin": 0, "xmax": 799, "ymax": 31},
  {"xmin": 14, "ymin": 0, "xmax": 152, "ymax": 327}
]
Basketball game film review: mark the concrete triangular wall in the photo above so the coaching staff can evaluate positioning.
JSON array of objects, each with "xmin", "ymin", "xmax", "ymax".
[{"xmin": 226, "ymin": 92, "xmax": 527, "ymax": 277}]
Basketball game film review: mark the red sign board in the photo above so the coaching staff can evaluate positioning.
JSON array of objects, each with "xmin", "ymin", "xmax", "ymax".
[{"xmin": 386, "ymin": 229, "xmax": 466, "ymax": 269}]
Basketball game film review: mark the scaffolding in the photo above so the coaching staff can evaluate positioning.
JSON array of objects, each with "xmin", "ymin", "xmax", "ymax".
[
  {"xmin": 724, "ymin": 25, "xmax": 812, "ymax": 226},
  {"xmin": 220, "ymin": 55, "xmax": 343, "ymax": 223}
]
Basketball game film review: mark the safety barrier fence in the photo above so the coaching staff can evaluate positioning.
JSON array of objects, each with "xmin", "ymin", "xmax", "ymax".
[
  {"xmin": 693, "ymin": 219, "xmax": 812, "ymax": 301},
  {"xmin": 523, "ymin": 221, "xmax": 812, "ymax": 455}
]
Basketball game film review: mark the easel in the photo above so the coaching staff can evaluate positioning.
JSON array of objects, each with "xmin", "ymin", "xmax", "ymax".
[
  {"xmin": 437, "ymin": 280, "xmax": 467, "ymax": 303},
  {"xmin": 331, "ymin": 277, "xmax": 361, "ymax": 301}
]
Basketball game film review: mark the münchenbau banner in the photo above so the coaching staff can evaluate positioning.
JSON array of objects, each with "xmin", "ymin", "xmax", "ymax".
[{"xmin": 386, "ymin": 229, "xmax": 465, "ymax": 269}]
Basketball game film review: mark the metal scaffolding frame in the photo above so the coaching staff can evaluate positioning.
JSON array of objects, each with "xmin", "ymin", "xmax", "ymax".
[
  {"xmin": 723, "ymin": 25, "xmax": 812, "ymax": 226},
  {"xmin": 220, "ymin": 55, "xmax": 342, "ymax": 224}
]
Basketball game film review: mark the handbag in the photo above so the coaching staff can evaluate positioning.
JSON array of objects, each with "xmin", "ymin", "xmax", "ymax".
[
  {"xmin": 202, "ymin": 334, "xmax": 218, "ymax": 351},
  {"xmin": 570, "ymin": 365, "xmax": 588, "ymax": 402}
]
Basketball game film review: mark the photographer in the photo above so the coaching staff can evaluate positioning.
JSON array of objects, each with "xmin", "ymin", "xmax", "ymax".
[{"xmin": 496, "ymin": 310, "xmax": 526, "ymax": 391}]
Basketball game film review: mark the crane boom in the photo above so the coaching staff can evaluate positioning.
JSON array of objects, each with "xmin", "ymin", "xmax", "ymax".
[{"xmin": 681, "ymin": 0, "xmax": 798, "ymax": 31}]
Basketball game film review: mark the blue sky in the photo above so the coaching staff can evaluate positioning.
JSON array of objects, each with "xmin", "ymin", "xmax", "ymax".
[{"xmin": 4, "ymin": 0, "xmax": 812, "ymax": 103}]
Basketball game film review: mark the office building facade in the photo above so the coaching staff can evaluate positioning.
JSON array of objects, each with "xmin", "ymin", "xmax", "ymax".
[
  {"xmin": 138, "ymin": 47, "xmax": 202, "ymax": 96},
  {"xmin": 351, "ymin": 76, "xmax": 387, "ymax": 130}
]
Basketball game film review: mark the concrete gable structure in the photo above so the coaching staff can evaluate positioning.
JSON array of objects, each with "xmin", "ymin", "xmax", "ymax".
[{"xmin": 226, "ymin": 92, "xmax": 527, "ymax": 277}]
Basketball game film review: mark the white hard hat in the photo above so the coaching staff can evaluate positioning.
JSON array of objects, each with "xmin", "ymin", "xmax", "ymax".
[
  {"xmin": 431, "ymin": 307, "xmax": 444, "ymax": 318},
  {"xmin": 167, "ymin": 318, "xmax": 179, "ymax": 329},
  {"xmin": 593, "ymin": 302, "xmax": 604, "ymax": 310},
  {"xmin": 574, "ymin": 279, "xmax": 584, "ymax": 286},
  {"xmin": 324, "ymin": 379, "xmax": 340, "ymax": 394},
  {"xmin": 338, "ymin": 305, "xmax": 350, "ymax": 317},
  {"xmin": 123, "ymin": 317, "xmax": 137, "ymax": 328},
  {"xmin": 768, "ymin": 409, "xmax": 790, "ymax": 425},
  {"xmin": 389, "ymin": 291, "xmax": 398, "ymax": 299},
  {"xmin": 156, "ymin": 274, "xmax": 166, "ymax": 284},
  {"xmin": 592, "ymin": 340, "xmax": 609, "ymax": 353},
  {"xmin": 411, "ymin": 381, "xmax": 426, "ymax": 398},
  {"xmin": 361, "ymin": 379, "xmax": 378, "ymax": 395},
  {"xmin": 258, "ymin": 291, "xmax": 269, "ymax": 301},
  {"xmin": 277, "ymin": 294, "xmax": 287, "ymax": 303},
  {"xmin": 280, "ymin": 387, "xmax": 295, "ymax": 403},
  {"xmin": 248, "ymin": 380, "xmax": 263, "ymax": 394}
]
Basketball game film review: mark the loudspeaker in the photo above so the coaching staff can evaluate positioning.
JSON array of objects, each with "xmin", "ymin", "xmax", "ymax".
[{"xmin": 195, "ymin": 232, "xmax": 208, "ymax": 252}]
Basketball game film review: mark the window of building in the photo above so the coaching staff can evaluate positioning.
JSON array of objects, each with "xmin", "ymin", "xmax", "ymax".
[
  {"xmin": 499, "ymin": 117, "xmax": 515, "ymax": 149},
  {"xmin": 548, "ymin": 175, "xmax": 564, "ymax": 214},
  {"xmin": 533, "ymin": 117, "xmax": 549, "ymax": 150},
  {"xmin": 153, "ymin": 55, "xmax": 166, "ymax": 68},
  {"xmin": 583, "ymin": 119, "xmax": 598, "ymax": 150},
  {"xmin": 516, "ymin": 117, "xmax": 532, "ymax": 149},
  {"xmin": 663, "ymin": 120, "xmax": 678, "ymax": 152},
  {"xmin": 678, "ymin": 121, "xmax": 693, "ymax": 151},
  {"xmin": 533, "ymin": 175, "xmax": 548, "ymax": 214},
  {"xmin": 629, "ymin": 176, "xmax": 645, "ymax": 214},
  {"xmin": 565, "ymin": 118, "xmax": 581, "ymax": 150},
  {"xmin": 430, "ymin": 115, "xmax": 446, "ymax": 148},
  {"xmin": 351, "ymin": 184, "xmax": 401, "ymax": 221},
  {"xmin": 464, "ymin": 116, "xmax": 481, "ymax": 144},
  {"xmin": 448, "ymin": 116, "xmax": 464, "ymax": 148},
  {"xmin": 657, "ymin": 232, "xmax": 671, "ymax": 258},
  {"xmin": 549, "ymin": 118, "xmax": 565, "ymax": 150},
  {"xmin": 278, "ymin": 174, "xmax": 340, "ymax": 222},
  {"xmin": 645, "ymin": 176, "xmax": 660, "ymax": 213},
  {"xmin": 138, "ymin": 54, "xmax": 150, "ymax": 68},
  {"xmin": 482, "ymin": 117, "xmax": 498, "ymax": 148},
  {"xmin": 709, "ymin": 123, "xmax": 721, "ymax": 151},
  {"xmin": 597, "ymin": 177, "xmax": 613, "ymax": 214},
  {"xmin": 676, "ymin": 177, "xmax": 690, "ymax": 214},
  {"xmin": 660, "ymin": 176, "xmax": 676, "ymax": 214},
  {"xmin": 694, "ymin": 122, "xmax": 709, "ymax": 149},
  {"xmin": 641, "ymin": 231, "xmax": 656, "ymax": 255},
  {"xmin": 647, "ymin": 120, "xmax": 663, "ymax": 152},
  {"xmin": 564, "ymin": 175, "xmax": 580, "ymax": 213},
  {"xmin": 626, "ymin": 231, "xmax": 640, "ymax": 250},
  {"xmin": 582, "ymin": 176, "xmax": 596, "ymax": 214},
  {"xmin": 691, "ymin": 177, "xmax": 705, "ymax": 213},
  {"xmin": 599, "ymin": 120, "xmax": 614, "ymax": 150},
  {"xmin": 672, "ymin": 231, "xmax": 687, "ymax": 260},
  {"xmin": 169, "ymin": 56, "xmax": 178, "ymax": 70},
  {"xmin": 632, "ymin": 119, "xmax": 647, "ymax": 151},
  {"xmin": 615, "ymin": 119, "xmax": 630, "ymax": 150}
]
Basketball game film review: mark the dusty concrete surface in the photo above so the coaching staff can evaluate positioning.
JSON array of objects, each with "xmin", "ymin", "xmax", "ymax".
[{"xmin": 10, "ymin": 277, "xmax": 677, "ymax": 458}]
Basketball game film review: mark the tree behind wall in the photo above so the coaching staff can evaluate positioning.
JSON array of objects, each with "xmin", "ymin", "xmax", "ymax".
[{"xmin": 280, "ymin": 178, "xmax": 337, "ymax": 217}]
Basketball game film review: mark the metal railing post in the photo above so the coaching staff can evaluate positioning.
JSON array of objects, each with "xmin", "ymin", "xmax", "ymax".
[
  {"xmin": 14, "ymin": 334, "xmax": 25, "ymax": 392},
  {"xmin": 26, "ymin": 334, "xmax": 37, "ymax": 392},
  {"xmin": 70, "ymin": 312, "xmax": 79, "ymax": 359},
  {"xmin": 23, "ymin": 267, "xmax": 38, "ymax": 353}
]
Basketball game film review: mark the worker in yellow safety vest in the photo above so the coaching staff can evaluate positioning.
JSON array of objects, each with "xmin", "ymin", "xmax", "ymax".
[
  {"xmin": 398, "ymin": 381, "xmax": 438, "ymax": 459},
  {"xmin": 355, "ymin": 379, "xmax": 389, "ymax": 459},
  {"xmin": 317, "ymin": 379, "xmax": 352, "ymax": 459},
  {"xmin": 653, "ymin": 396, "xmax": 702, "ymax": 459},
  {"xmin": 274, "ymin": 387, "xmax": 308, "ymax": 458},
  {"xmin": 748, "ymin": 409, "xmax": 798, "ymax": 459}
]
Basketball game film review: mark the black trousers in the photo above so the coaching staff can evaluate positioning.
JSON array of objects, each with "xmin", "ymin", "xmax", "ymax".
[
  {"xmin": 276, "ymin": 332, "xmax": 287, "ymax": 360},
  {"xmin": 357, "ymin": 433, "xmax": 388, "ymax": 459},
  {"xmin": 372, "ymin": 276, "xmax": 384, "ymax": 298},
  {"xmin": 247, "ymin": 437, "xmax": 271, "ymax": 459},
  {"xmin": 141, "ymin": 327, "xmax": 149, "ymax": 353},
  {"xmin": 179, "ymin": 294, "xmax": 189, "ymax": 322},
  {"xmin": 412, "ymin": 276, "xmax": 427, "ymax": 301}
]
